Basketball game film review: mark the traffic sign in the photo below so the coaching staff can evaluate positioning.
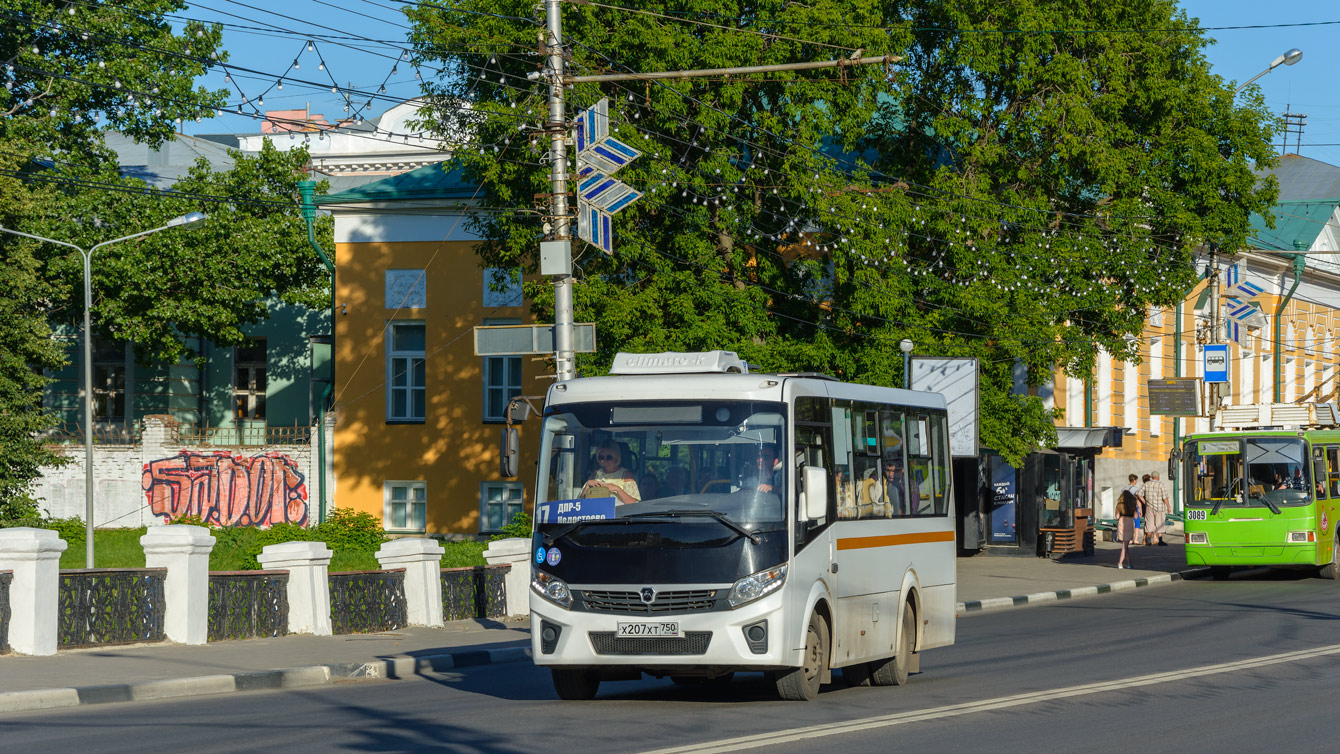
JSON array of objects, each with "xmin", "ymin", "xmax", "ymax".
[
  {"xmin": 573, "ymin": 98, "xmax": 642, "ymax": 255},
  {"xmin": 1203, "ymin": 344, "xmax": 1229, "ymax": 384}
]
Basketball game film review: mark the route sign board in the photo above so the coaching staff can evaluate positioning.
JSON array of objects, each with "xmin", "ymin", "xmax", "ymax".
[{"xmin": 1149, "ymin": 378, "xmax": 1203, "ymax": 416}]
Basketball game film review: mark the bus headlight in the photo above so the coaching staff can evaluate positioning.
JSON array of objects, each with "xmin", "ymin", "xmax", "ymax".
[
  {"xmin": 1287, "ymin": 531, "xmax": 1316, "ymax": 543},
  {"xmin": 728, "ymin": 565, "xmax": 787, "ymax": 608},
  {"xmin": 1187, "ymin": 532, "xmax": 1209, "ymax": 545},
  {"xmin": 531, "ymin": 570, "xmax": 572, "ymax": 608}
]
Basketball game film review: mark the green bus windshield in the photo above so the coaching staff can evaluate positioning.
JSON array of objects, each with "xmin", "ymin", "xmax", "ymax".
[{"xmin": 1186, "ymin": 437, "xmax": 1313, "ymax": 508}]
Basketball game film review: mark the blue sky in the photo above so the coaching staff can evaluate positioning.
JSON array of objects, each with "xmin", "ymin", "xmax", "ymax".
[{"xmin": 179, "ymin": 1, "xmax": 1340, "ymax": 164}]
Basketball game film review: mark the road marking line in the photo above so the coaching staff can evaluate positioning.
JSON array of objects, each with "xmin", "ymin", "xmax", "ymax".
[{"xmin": 640, "ymin": 642, "xmax": 1340, "ymax": 754}]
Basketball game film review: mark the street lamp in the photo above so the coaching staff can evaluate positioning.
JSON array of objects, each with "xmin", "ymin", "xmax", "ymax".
[
  {"xmin": 899, "ymin": 339, "xmax": 914, "ymax": 390},
  {"xmin": 0, "ymin": 211, "xmax": 207, "ymax": 567},
  {"xmin": 1236, "ymin": 48, "xmax": 1303, "ymax": 93}
]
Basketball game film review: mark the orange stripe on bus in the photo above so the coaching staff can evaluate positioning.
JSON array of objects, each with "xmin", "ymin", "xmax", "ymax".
[{"xmin": 836, "ymin": 531, "xmax": 955, "ymax": 550}]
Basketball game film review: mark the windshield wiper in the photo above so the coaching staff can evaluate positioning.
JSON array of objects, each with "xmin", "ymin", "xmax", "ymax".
[
  {"xmin": 625, "ymin": 509, "xmax": 762, "ymax": 544},
  {"xmin": 1211, "ymin": 499, "xmax": 1226, "ymax": 516},
  {"xmin": 1259, "ymin": 498, "xmax": 1281, "ymax": 515},
  {"xmin": 542, "ymin": 517, "xmax": 630, "ymax": 547}
]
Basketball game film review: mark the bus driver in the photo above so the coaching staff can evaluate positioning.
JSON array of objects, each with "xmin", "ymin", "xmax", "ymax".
[{"xmin": 581, "ymin": 440, "xmax": 641, "ymax": 504}]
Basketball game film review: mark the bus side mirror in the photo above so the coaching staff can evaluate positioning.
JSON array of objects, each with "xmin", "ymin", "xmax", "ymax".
[
  {"xmin": 1168, "ymin": 448, "xmax": 1181, "ymax": 482},
  {"xmin": 802, "ymin": 465, "xmax": 828, "ymax": 521},
  {"xmin": 507, "ymin": 398, "xmax": 532, "ymax": 424},
  {"xmin": 500, "ymin": 427, "xmax": 519, "ymax": 478}
]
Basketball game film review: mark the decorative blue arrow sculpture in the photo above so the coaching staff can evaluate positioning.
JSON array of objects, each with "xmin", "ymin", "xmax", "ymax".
[{"xmin": 573, "ymin": 98, "xmax": 641, "ymax": 254}]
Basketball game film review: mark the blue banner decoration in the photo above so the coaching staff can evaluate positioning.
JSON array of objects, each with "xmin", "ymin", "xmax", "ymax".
[
  {"xmin": 535, "ymin": 497, "xmax": 617, "ymax": 524},
  {"xmin": 572, "ymin": 98, "xmax": 642, "ymax": 255}
]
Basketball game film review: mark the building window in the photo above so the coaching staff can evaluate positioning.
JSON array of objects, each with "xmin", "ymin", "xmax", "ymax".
[
  {"xmin": 234, "ymin": 339, "xmax": 267, "ymax": 420},
  {"xmin": 480, "ymin": 482, "xmax": 524, "ymax": 532},
  {"xmin": 384, "ymin": 481, "xmax": 427, "ymax": 532},
  {"xmin": 483, "ymin": 356, "xmax": 521, "ymax": 422},
  {"xmin": 92, "ymin": 339, "xmax": 126, "ymax": 422},
  {"xmin": 387, "ymin": 322, "xmax": 426, "ymax": 422}
]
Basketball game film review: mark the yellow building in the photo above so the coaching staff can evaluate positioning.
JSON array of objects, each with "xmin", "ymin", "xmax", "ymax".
[
  {"xmin": 1049, "ymin": 156, "xmax": 1340, "ymax": 522},
  {"xmin": 972, "ymin": 156, "xmax": 1340, "ymax": 554},
  {"xmin": 317, "ymin": 164, "xmax": 541, "ymax": 536}
]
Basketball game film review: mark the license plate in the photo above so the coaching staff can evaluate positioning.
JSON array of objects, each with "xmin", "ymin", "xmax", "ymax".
[
  {"xmin": 1187, "ymin": 510, "xmax": 1207, "ymax": 521},
  {"xmin": 617, "ymin": 621, "xmax": 681, "ymax": 638}
]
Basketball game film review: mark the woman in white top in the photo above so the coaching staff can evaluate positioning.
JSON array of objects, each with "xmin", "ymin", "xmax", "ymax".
[{"xmin": 581, "ymin": 440, "xmax": 641, "ymax": 504}]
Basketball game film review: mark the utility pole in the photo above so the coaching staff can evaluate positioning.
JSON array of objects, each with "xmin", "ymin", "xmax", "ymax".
[
  {"xmin": 543, "ymin": 0, "xmax": 576, "ymax": 382},
  {"xmin": 535, "ymin": 3, "xmax": 899, "ymax": 381},
  {"xmin": 1208, "ymin": 249, "xmax": 1221, "ymax": 419}
]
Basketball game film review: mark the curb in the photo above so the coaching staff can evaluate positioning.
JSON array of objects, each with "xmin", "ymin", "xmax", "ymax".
[
  {"xmin": 0, "ymin": 643, "xmax": 533, "ymax": 714},
  {"xmin": 956, "ymin": 568, "xmax": 1211, "ymax": 615}
]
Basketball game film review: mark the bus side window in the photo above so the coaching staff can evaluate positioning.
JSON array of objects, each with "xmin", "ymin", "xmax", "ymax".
[
  {"xmin": 793, "ymin": 396, "xmax": 834, "ymax": 547},
  {"xmin": 930, "ymin": 414, "xmax": 951, "ymax": 515},
  {"xmin": 908, "ymin": 414, "xmax": 934, "ymax": 514},
  {"xmin": 880, "ymin": 409, "xmax": 908, "ymax": 518},
  {"xmin": 1329, "ymin": 447, "xmax": 1340, "ymax": 498},
  {"xmin": 831, "ymin": 402, "xmax": 858, "ymax": 520}
]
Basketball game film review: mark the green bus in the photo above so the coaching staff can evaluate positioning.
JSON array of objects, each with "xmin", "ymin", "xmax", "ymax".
[{"xmin": 1182, "ymin": 406, "xmax": 1340, "ymax": 580}]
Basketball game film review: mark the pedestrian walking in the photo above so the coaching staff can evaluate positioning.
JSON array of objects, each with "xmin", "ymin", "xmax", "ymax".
[
  {"xmin": 1137, "ymin": 473, "xmax": 1151, "ymax": 544},
  {"xmin": 1142, "ymin": 471, "xmax": 1171, "ymax": 546},
  {"xmin": 1115, "ymin": 489, "xmax": 1138, "ymax": 569}
]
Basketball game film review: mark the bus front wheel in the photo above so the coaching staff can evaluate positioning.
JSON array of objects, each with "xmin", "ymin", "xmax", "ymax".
[
  {"xmin": 775, "ymin": 611, "xmax": 829, "ymax": 701},
  {"xmin": 552, "ymin": 668, "xmax": 600, "ymax": 700},
  {"xmin": 1319, "ymin": 540, "xmax": 1340, "ymax": 580},
  {"xmin": 870, "ymin": 605, "xmax": 915, "ymax": 686}
]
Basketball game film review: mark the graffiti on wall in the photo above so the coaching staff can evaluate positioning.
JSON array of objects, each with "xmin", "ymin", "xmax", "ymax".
[{"xmin": 142, "ymin": 451, "xmax": 308, "ymax": 527}]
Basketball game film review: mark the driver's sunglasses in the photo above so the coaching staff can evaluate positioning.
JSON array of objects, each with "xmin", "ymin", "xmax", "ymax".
[{"xmin": 598, "ymin": 454, "xmax": 616, "ymax": 461}]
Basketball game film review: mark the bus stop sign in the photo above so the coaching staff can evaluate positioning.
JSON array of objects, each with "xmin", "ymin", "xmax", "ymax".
[{"xmin": 1203, "ymin": 344, "xmax": 1229, "ymax": 384}]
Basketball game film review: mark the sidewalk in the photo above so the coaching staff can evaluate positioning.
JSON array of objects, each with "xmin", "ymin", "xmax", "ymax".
[
  {"xmin": 957, "ymin": 530, "xmax": 1200, "ymax": 612},
  {"xmin": 0, "ymin": 532, "xmax": 1204, "ymax": 712}
]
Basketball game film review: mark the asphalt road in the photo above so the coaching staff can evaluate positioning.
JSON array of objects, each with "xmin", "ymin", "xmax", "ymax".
[{"xmin": 5, "ymin": 569, "xmax": 1340, "ymax": 754}]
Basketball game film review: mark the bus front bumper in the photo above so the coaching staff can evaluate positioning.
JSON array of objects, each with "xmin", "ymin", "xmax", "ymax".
[
  {"xmin": 1185, "ymin": 542, "xmax": 1324, "ymax": 567},
  {"xmin": 530, "ymin": 591, "xmax": 790, "ymax": 670}
]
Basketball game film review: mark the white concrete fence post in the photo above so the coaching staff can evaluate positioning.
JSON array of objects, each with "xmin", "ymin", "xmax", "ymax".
[
  {"xmin": 0, "ymin": 528, "xmax": 68, "ymax": 656},
  {"xmin": 258, "ymin": 541, "xmax": 333, "ymax": 636},
  {"xmin": 375, "ymin": 538, "xmax": 445, "ymax": 628},
  {"xmin": 140, "ymin": 525, "xmax": 215, "ymax": 645},
  {"xmin": 483, "ymin": 537, "xmax": 531, "ymax": 618}
]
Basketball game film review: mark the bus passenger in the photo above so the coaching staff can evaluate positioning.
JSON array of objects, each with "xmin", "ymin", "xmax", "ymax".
[
  {"xmin": 639, "ymin": 472, "xmax": 661, "ymax": 499},
  {"xmin": 741, "ymin": 445, "xmax": 780, "ymax": 493},
  {"xmin": 835, "ymin": 466, "xmax": 858, "ymax": 519},
  {"xmin": 866, "ymin": 455, "xmax": 906, "ymax": 516},
  {"xmin": 582, "ymin": 441, "xmax": 641, "ymax": 503},
  {"xmin": 663, "ymin": 466, "xmax": 690, "ymax": 497}
]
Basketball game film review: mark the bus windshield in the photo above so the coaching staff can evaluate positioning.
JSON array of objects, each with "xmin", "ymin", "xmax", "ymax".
[
  {"xmin": 1187, "ymin": 436, "xmax": 1312, "ymax": 508},
  {"xmin": 535, "ymin": 400, "xmax": 787, "ymax": 532}
]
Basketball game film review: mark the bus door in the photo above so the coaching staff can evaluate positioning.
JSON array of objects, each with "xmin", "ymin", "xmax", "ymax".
[
  {"xmin": 791, "ymin": 396, "xmax": 837, "ymax": 646},
  {"xmin": 830, "ymin": 401, "xmax": 911, "ymax": 665}
]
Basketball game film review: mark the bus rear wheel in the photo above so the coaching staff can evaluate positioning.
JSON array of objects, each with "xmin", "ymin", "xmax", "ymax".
[
  {"xmin": 870, "ymin": 605, "xmax": 915, "ymax": 686},
  {"xmin": 1319, "ymin": 540, "xmax": 1340, "ymax": 580},
  {"xmin": 775, "ymin": 611, "xmax": 829, "ymax": 701},
  {"xmin": 552, "ymin": 669, "xmax": 600, "ymax": 700}
]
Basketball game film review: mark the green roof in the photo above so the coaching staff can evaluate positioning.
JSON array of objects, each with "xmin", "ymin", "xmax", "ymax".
[
  {"xmin": 315, "ymin": 160, "xmax": 479, "ymax": 205},
  {"xmin": 1249, "ymin": 199, "xmax": 1339, "ymax": 251}
]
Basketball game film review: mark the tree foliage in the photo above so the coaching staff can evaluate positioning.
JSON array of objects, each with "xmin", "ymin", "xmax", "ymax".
[
  {"xmin": 409, "ymin": 0, "xmax": 1276, "ymax": 465},
  {"xmin": 0, "ymin": 2, "xmax": 331, "ymax": 510},
  {"xmin": 26, "ymin": 142, "xmax": 332, "ymax": 366}
]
